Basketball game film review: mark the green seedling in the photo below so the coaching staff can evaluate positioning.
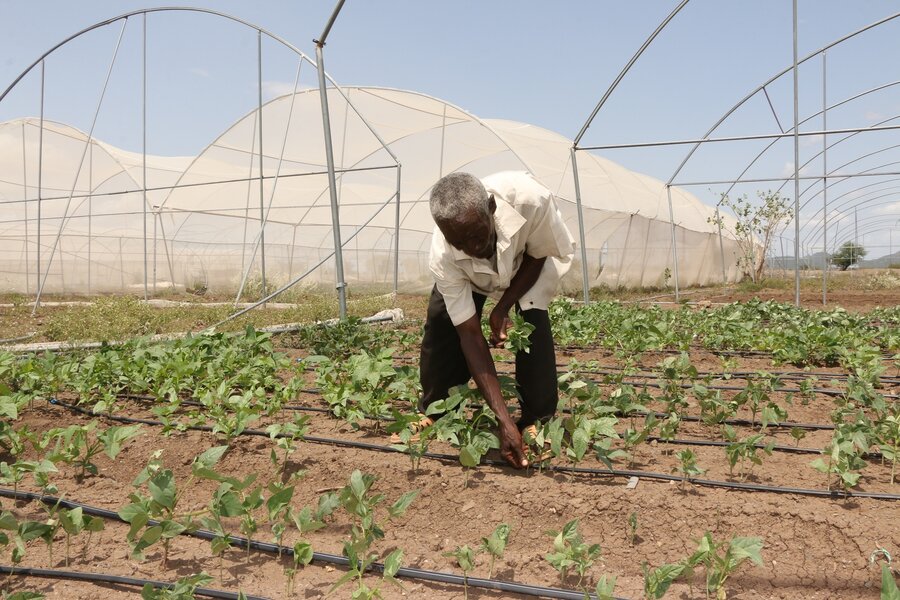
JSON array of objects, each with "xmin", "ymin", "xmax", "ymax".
[
  {"xmin": 877, "ymin": 412, "xmax": 900, "ymax": 485},
  {"xmin": 628, "ymin": 511, "xmax": 639, "ymax": 545},
  {"xmin": 685, "ymin": 532, "xmax": 764, "ymax": 600},
  {"xmin": 480, "ymin": 523, "xmax": 511, "ymax": 578},
  {"xmin": 595, "ymin": 574, "xmax": 618, "ymax": 600},
  {"xmin": 388, "ymin": 411, "xmax": 436, "ymax": 473},
  {"xmin": 443, "ymin": 544, "xmax": 477, "ymax": 599},
  {"xmin": 504, "ymin": 311, "xmax": 536, "ymax": 354},
  {"xmin": 545, "ymin": 519, "xmax": 601, "ymax": 589},
  {"xmin": 673, "ymin": 449, "xmax": 705, "ymax": 489},
  {"xmin": 642, "ymin": 561, "xmax": 687, "ymax": 599},
  {"xmin": 44, "ymin": 422, "xmax": 141, "ymax": 479},
  {"xmin": 427, "ymin": 386, "xmax": 500, "ymax": 488},
  {"xmin": 869, "ymin": 548, "xmax": 899, "ymax": 600},
  {"xmin": 140, "ymin": 572, "xmax": 214, "ymax": 600},
  {"xmin": 266, "ymin": 414, "xmax": 310, "ymax": 476},
  {"xmin": 723, "ymin": 426, "xmax": 773, "ymax": 481},
  {"xmin": 119, "ymin": 446, "xmax": 227, "ymax": 566},
  {"xmin": 57, "ymin": 506, "xmax": 104, "ymax": 566},
  {"xmin": 329, "ymin": 470, "xmax": 418, "ymax": 599},
  {"xmin": 285, "ymin": 540, "xmax": 314, "ymax": 597},
  {"xmin": 3, "ymin": 592, "xmax": 46, "ymax": 600},
  {"xmin": 0, "ymin": 459, "xmax": 58, "ymax": 496},
  {"xmin": 789, "ymin": 427, "xmax": 807, "ymax": 447}
]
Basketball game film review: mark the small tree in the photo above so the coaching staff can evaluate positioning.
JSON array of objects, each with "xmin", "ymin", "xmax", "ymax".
[
  {"xmin": 709, "ymin": 191, "xmax": 792, "ymax": 282},
  {"xmin": 831, "ymin": 241, "xmax": 867, "ymax": 271}
]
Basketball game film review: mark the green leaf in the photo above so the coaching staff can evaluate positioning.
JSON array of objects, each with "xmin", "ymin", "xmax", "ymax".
[
  {"xmin": 459, "ymin": 445, "xmax": 479, "ymax": 468},
  {"xmin": 383, "ymin": 548, "xmax": 404, "ymax": 578},
  {"xmin": 148, "ymin": 470, "xmax": 176, "ymax": 510},
  {"xmin": 388, "ymin": 490, "xmax": 418, "ymax": 519},
  {"xmin": 293, "ymin": 541, "xmax": 314, "ymax": 566},
  {"xmin": 99, "ymin": 424, "xmax": 142, "ymax": 459},
  {"xmin": 595, "ymin": 574, "xmax": 617, "ymax": 600},
  {"xmin": 194, "ymin": 445, "xmax": 228, "ymax": 471},
  {"xmin": 881, "ymin": 563, "xmax": 900, "ymax": 600}
]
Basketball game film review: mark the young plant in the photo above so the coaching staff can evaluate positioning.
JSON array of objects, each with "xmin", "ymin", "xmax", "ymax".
[
  {"xmin": 479, "ymin": 523, "xmax": 511, "ymax": 578},
  {"xmin": 140, "ymin": 572, "xmax": 214, "ymax": 600},
  {"xmin": 285, "ymin": 540, "xmax": 314, "ymax": 597},
  {"xmin": 643, "ymin": 561, "xmax": 687, "ymax": 600},
  {"xmin": 45, "ymin": 422, "xmax": 141, "ymax": 479},
  {"xmin": 266, "ymin": 413, "xmax": 310, "ymax": 476},
  {"xmin": 628, "ymin": 511, "xmax": 639, "ymax": 546},
  {"xmin": 877, "ymin": 411, "xmax": 900, "ymax": 485},
  {"xmin": 329, "ymin": 470, "xmax": 418, "ymax": 599},
  {"xmin": 57, "ymin": 506, "xmax": 104, "ymax": 566},
  {"xmin": 119, "ymin": 446, "xmax": 227, "ymax": 566},
  {"xmin": 443, "ymin": 544, "xmax": 477, "ymax": 599},
  {"xmin": 388, "ymin": 411, "xmax": 436, "ymax": 473},
  {"xmin": 427, "ymin": 386, "xmax": 500, "ymax": 488},
  {"xmin": 685, "ymin": 532, "xmax": 764, "ymax": 599},
  {"xmin": 503, "ymin": 311, "xmax": 536, "ymax": 354},
  {"xmin": 722, "ymin": 426, "xmax": 773, "ymax": 481},
  {"xmin": 544, "ymin": 519, "xmax": 601, "ymax": 589},
  {"xmin": 673, "ymin": 449, "xmax": 705, "ymax": 489}
]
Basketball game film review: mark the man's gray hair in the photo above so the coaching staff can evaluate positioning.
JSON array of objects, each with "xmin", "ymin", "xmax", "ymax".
[{"xmin": 429, "ymin": 172, "xmax": 490, "ymax": 226}]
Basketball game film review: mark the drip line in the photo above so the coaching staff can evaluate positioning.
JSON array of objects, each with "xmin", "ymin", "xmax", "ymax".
[
  {"xmin": 47, "ymin": 400, "xmax": 900, "ymax": 501},
  {"xmin": 0, "ymin": 566, "xmax": 269, "ymax": 600},
  {"xmin": 0, "ymin": 489, "xmax": 625, "ymax": 600}
]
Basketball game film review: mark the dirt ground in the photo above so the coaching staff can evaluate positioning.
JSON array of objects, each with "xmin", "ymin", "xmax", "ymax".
[{"xmin": 3, "ymin": 331, "xmax": 900, "ymax": 600}]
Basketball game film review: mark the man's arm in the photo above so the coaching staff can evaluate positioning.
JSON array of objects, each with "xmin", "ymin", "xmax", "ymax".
[
  {"xmin": 455, "ymin": 315, "xmax": 528, "ymax": 469},
  {"xmin": 489, "ymin": 254, "xmax": 547, "ymax": 346}
]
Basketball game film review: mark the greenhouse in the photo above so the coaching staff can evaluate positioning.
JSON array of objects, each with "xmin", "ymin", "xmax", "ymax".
[{"xmin": 0, "ymin": 88, "xmax": 741, "ymax": 298}]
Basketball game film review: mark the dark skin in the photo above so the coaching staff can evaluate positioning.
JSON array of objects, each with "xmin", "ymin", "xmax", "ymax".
[{"xmin": 440, "ymin": 196, "xmax": 548, "ymax": 469}]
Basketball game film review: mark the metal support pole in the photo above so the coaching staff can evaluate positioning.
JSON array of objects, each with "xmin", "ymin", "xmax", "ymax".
[
  {"xmin": 21, "ymin": 122, "xmax": 30, "ymax": 294},
  {"xmin": 142, "ymin": 14, "xmax": 149, "ymax": 300},
  {"xmin": 88, "ymin": 138, "xmax": 92, "ymax": 294},
  {"xmin": 36, "ymin": 61, "xmax": 44, "ymax": 306},
  {"xmin": 34, "ymin": 20, "xmax": 127, "ymax": 313},
  {"xmin": 393, "ymin": 164, "xmax": 401, "ymax": 299},
  {"xmin": 665, "ymin": 185, "xmax": 681, "ymax": 301},
  {"xmin": 792, "ymin": 0, "xmax": 801, "ymax": 306},
  {"xmin": 821, "ymin": 51, "xmax": 828, "ymax": 305},
  {"xmin": 157, "ymin": 213, "xmax": 176, "ymax": 288},
  {"xmin": 715, "ymin": 207, "xmax": 727, "ymax": 291},
  {"xmin": 569, "ymin": 147, "xmax": 590, "ymax": 303},
  {"xmin": 314, "ymin": 1, "xmax": 348, "ymax": 319},
  {"xmin": 153, "ymin": 212, "xmax": 157, "ymax": 293},
  {"xmin": 257, "ymin": 30, "xmax": 267, "ymax": 300}
]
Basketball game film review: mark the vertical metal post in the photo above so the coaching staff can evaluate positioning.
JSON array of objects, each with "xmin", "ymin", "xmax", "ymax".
[
  {"xmin": 314, "ymin": 2, "xmax": 348, "ymax": 318},
  {"xmin": 153, "ymin": 211, "xmax": 158, "ymax": 293},
  {"xmin": 36, "ymin": 61, "xmax": 44, "ymax": 306},
  {"xmin": 21, "ymin": 122, "xmax": 30, "ymax": 294},
  {"xmin": 393, "ymin": 164, "xmax": 401, "ymax": 299},
  {"xmin": 257, "ymin": 30, "xmax": 267, "ymax": 299},
  {"xmin": 88, "ymin": 137, "xmax": 92, "ymax": 294},
  {"xmin": 791, "ymin": 0, "xmax": 801, "ymax": 306},
  {"xmin": 288, "ymin": 225, "xmax": 297, "ymax": 279},
  {"xmin": 666, "ymin": 185, "xmax": 681, "ymax": 301},
  {"xmin": 715, "ymin": 207, "xmax": 727, "ymax": 290},
  {"xmin": 821, "ymin": 51, "xmax": 828, "ymax": 305},
  {"xmin": 569, "ymin": 147, "xmax": 590, "ymax": 303},
  {"xmin": 142, "ymin": 14, "xmax": 149, "ymax": 300}
]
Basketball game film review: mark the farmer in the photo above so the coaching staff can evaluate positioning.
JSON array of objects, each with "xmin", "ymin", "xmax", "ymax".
[{"xmin": 413, "ymin": 171, "xmax": 576, "ymax": 469}]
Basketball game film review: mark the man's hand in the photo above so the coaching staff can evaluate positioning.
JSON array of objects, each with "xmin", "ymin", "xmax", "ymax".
[
  {"xmin": 499, "ymin": 421, "xmax": 528, "ymax": 469},
  {"xmin": 489, "ymin": 305, "xmax": 511, "ymax": 347}
]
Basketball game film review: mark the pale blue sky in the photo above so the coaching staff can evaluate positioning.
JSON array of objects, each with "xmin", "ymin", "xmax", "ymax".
[{"xmin": 2, "ymin": 1, "xmax": 899, "ymax": 256}]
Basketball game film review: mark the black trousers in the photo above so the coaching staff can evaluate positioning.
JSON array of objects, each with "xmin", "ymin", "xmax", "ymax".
[{"xmin": 418, "ymin": 285, "xmax": 559, "ymax": 429}]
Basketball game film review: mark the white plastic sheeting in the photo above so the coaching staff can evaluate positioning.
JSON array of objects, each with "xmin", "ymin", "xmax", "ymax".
[{"xmin": 0, "ymin": 87, "xmax": 742, "ymax": 296}]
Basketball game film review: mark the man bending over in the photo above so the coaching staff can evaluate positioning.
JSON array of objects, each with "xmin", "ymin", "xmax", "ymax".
[{"xmin": 415, "ymin": 171, "xmax": 575, "ymax": 469}]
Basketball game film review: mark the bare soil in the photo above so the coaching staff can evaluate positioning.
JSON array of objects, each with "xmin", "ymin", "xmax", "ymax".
[{"xmin": 4, "ymin": 334, "xmax": 900, "ymax": 600}]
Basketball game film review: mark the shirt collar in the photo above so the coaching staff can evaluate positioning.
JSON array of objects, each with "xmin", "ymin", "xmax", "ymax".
[{"xmin": 447, "ymin": 198, "xmax": 526, "ymax": 263}]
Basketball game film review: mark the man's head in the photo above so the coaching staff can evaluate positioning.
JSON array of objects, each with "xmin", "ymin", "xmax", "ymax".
[{"xmin": 430, "ymin": 172, "xmax": 497, "ymax": 259}]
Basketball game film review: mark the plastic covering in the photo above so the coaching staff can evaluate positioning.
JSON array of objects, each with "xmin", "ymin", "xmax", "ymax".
[{"xmin": 0, "ymin": 87, "xmax": 742, "ymax": 296}]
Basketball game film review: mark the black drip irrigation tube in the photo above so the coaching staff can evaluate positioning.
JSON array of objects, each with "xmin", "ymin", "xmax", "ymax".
[
  {"xmin": 0, "ymin": 565, "xmax": 269, "ymax": 600},
  {"xmin": 49, "ymin": 399, "xmax": 900, "ymax": 501},
  {"xmin": 0, "ymin": 488, "xmax": 627, "ymax": 600}
]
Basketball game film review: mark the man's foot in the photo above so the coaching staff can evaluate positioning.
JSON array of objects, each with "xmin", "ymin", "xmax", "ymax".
[
  {"xmin": 389, "ymin": 415, "xmax": 434, "ymax": 443},
  {"xmin": 521, "ymin": 424, "xmax": 553, "ymax": 462}
]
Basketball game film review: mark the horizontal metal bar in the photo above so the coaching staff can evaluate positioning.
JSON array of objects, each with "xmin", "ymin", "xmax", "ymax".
[
  {"xmin": 578, "ymin": 123, "xmax": 900, "ymax": 151},
  {"xmin": 671, "ymin": 169, "xmax": 900, "ymax": 188}
]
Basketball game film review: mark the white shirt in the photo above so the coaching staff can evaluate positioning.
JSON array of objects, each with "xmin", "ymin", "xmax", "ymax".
[{"xmin": 429, "ymin": 171, "xmax": 576, "ymax": 326}]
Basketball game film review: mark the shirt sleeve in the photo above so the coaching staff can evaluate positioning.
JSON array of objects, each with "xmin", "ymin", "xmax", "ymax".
[
  {"xmin": 429, "ymin": 234, "xmax": 477, "ymax": 326},
  {"xmin": 524, "ymin": 193, "xmax": 576, "ymax": 260}
]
